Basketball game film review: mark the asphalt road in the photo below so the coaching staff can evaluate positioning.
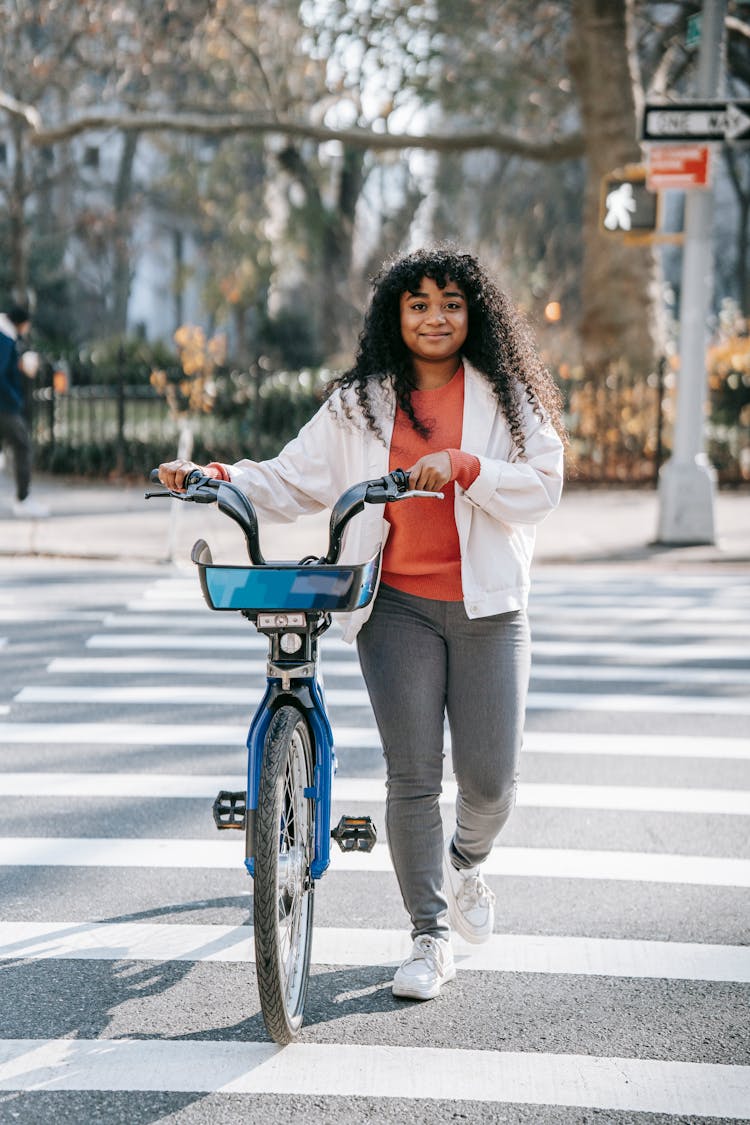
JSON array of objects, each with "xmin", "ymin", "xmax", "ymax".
[{"xmin": 0, "ymin": 556, "xmax": 748, "ymax": 1124}]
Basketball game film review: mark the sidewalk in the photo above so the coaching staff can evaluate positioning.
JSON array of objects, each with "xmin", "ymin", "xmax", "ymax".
[{"xmin": 0, "ymin": 472, "xmax": 748, "ymax": 570}]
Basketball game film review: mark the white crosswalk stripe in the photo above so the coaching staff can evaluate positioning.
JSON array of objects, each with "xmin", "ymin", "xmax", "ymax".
[
  {"xmin": 0, "ymin": 565, "xmax": 748, "ymax": 1118},
  {"xmin": 88, "ymin": 631, "xmax": 750, "ymax": 662},
  {"xmin": 15, "ymin": 683, "xmax": 750, "ymax": 714},
  {"xmin": 0, "ymin": 1038, "xmax": 748, "ymax": 1116},
  {"xmin": 3, "ymin": 837, "xmax": 749, "ymax": 886},
  {"xmin": 2, "ymin": 771, "xmax": 750, "ymax": 814},
  {"xmin": 2, "ymin": 921, "xmax": 748, "ymax": 981},
  {"xmin": 1, "ymin": 722, "xmax": 749, "ymax": 758},
  {"xmin": 100, "ymin": 607, "xmax": 750, "ymax": 637},
  {"xmin": 47, "ymin": 654, "xmax": 750, "ymax": 685},
  {"xmin": 127, "ymin": 600, "xmax": 750, "ymax": 624}
]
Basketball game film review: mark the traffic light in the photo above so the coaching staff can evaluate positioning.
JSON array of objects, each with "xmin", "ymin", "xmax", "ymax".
[{"xmin": 600, "ymin": 165, "xmax": 659, "ymax": 236}]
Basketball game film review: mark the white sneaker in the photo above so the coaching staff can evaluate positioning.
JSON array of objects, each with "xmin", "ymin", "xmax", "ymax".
[
  {"xmin": 12, "ymin": 496, "xmax": 50, "ymax": 519},
  {"xmin": 443, "ymin": 837, "xmax": 495, "ymax": 944},
  {"xmin": 392, "ymin": 935, "xmax": 456, "ymax": 1000}
]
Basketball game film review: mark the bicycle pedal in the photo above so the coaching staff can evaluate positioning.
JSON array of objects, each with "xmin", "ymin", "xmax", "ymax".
[
  {"xmin": 331, "ymin": 814, "xmax": 377, "ymax": 853},
  {"xmin": 213, "ymin": 790, "xmax": 247, "ymax": 830}
]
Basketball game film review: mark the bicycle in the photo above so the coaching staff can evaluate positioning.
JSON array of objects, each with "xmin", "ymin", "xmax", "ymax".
[{"xmin": 146, "ymin": 466, "xmax": 441, "ymax": 1043}]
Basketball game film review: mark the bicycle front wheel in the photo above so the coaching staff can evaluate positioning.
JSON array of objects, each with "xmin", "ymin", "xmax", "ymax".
[{"xmin": 253, "ymin": 704, "xmax": 315, "ymax": 1043}]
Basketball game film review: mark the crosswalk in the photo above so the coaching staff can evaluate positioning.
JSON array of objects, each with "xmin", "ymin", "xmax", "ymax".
[{"xmin": 0, "ymin": 560, "xmax": 748, "ymax": 1121}]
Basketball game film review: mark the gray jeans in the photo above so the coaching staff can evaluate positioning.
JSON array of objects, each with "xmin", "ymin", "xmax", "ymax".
[{"xmin": 357, "ymin": 583, "xmax": 530, "ymax": 940}]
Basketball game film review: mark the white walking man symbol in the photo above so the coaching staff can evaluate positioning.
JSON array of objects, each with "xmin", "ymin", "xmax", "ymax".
[{"xmin": 604, "ymin": 182, "xmax": 638, "ymax": 231}]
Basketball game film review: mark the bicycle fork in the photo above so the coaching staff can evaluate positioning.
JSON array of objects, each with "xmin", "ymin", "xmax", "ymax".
[{"xmin": 212, "ymin": 617, "xmax": 376, "ymax": 876}]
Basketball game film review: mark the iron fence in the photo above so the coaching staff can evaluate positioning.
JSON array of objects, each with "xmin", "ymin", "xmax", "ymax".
[
  {"xmin": 28, "ymin": 374, "xmax": 322, "ymax": 477},
  {"xmin": 27, "ymin": 376, "xmax": 750, "ymax": 486},
  {"xmin": 30, "ymin": 383, "xmax": 174, "ymax": 477}
]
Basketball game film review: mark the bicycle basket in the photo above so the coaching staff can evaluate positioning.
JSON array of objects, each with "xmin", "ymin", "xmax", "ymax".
[{"xmin": 192, "ymin": 541, "xmax": 381, "ymax": 612}]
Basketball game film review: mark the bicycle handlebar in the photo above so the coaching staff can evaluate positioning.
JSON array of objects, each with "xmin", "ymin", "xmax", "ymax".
[
  {"xmin": 322, "ymin": 468, "xmax": 443, "ymax": 564},
  {"xmin": 145, "ymin": 467, "xmax": 443, "ymax": 565}
]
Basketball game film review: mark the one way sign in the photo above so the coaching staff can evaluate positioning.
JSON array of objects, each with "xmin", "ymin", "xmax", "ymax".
[{"xmin": 642, "ymin": 101, "xmax": 750, "ymax": 143}]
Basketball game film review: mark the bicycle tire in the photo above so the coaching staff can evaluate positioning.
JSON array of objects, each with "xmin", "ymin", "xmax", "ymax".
[{"xmin": 253, "ymin": 704, "xmax": 316, "ymax": 1043}]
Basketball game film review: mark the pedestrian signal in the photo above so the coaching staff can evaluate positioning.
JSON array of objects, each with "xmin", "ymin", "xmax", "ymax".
[{"xmin": 600, "ymin": 166, "xmax": 658, "ymax": 236}]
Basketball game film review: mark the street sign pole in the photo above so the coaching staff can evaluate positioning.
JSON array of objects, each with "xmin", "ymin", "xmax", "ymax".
[{"xmin": 656, "ymin": 0, "xmax": 726, "ymax": 545}]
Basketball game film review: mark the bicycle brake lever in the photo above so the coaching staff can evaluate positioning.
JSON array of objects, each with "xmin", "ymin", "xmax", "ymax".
[
  {"xmin": 363, "ymin": 468, "xmax": 412, "ymax": 505},
  {"xmin": 391, "ymin": 489, "xmax": 445, "ymax": 500},
  {"xmin": 145, "ymin": 468, "xmax": 189, "ymax": 501},
  {"xmin": 144, "ymin": 474, "xmax": 219, "ymax": 503},
  {"xmin": 184, "ymin": 476, "xmax": 220, "ymax": 503},
  {"xmin": 383, "ymin": 468, "xmax": 443, "ymax": 501}
]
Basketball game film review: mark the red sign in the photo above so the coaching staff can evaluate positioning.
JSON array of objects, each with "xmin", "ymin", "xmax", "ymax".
[{"xmin": 646, "ymin": 144, "xmax": 711, "ymax": 190}]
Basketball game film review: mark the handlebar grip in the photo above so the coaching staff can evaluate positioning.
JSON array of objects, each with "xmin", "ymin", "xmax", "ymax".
[{"xmin": 148, "ymin": 466, "xmax": 204, "ymax": 488}]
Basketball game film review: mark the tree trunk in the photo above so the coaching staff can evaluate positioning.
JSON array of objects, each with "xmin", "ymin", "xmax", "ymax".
[
  {"xmin": 9, "ymin": 119, "xmax": 29, "ymax": 300},
  {"xmin": 737, "ymin": 195, "xmax": 750, "ymax": 316},
  {"xmin": 724, "ymin": 147, "xmax": 750, "ymax": 314},
  {"xmin": 111, "ymin": 130, "xmax": 139, "ymax": 335},
  {"xmin": 568, "ymin": 0, "xmax": 661, "ymax": 379},
  {"xmin": 278, "ymin": 142, "xmax": 365, "ymax": 360},
  {"xmin": 320, "ymin": 145, "xmax": 365, "ymax": 357},
  {"xmin": 173, "ymin": 228, "xmax": 185, "ymax": 331}
]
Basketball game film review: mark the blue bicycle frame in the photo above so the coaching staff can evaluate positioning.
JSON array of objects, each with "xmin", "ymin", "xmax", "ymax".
[
  {"xmin": 244, "ymin": 674, "xmax": 335, "ymax": 879},
  {"xmin": 195, "ymin": 546, "xmax": 381, "ymax": 878}
]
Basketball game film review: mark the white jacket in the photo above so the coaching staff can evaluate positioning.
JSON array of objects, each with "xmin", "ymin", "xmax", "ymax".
[{"xmin": 227, "ymin": 359, "xmax": 564, "ymax": 642}]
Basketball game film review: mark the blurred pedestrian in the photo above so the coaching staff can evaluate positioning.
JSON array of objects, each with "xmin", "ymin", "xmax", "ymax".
[
  {"xmin": 158, "ymin": 247, "xmax": 566, "ymax": 1001},
  {"xmin": 0, "ymin": 302, "xmax": 49, "ymax": 518}
]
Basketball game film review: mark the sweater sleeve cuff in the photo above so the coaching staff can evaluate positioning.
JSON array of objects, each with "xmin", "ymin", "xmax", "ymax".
[
  {"xmin": 446, "ymin": 449, "xmax": 481, "ymax": 490},
  {"xmin": 205, "ymin": 462, "xmax": 231, "ymax": 481}
]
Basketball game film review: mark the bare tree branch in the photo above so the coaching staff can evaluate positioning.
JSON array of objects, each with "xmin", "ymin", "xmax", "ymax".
[
  {"xmin": 0, "ymin": 93, "xmax": 584, "ymax": 160},
  {"xmin": 727, "ymin": 15, "xmax": 750, "ymax": 42},
  {"xmin": 219, "ymin": 22, "xmax": 278, "ymax": 114},
  {"xmin": 647, "ymin": 39, "xmax": 684, "ymax": 97},
  {"xmin": 0, "ymin": 91, "xmax": 41, "ymax": 131}
]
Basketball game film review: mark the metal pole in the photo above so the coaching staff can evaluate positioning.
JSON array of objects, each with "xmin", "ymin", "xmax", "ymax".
[
  {"xmin": 116, "ymin": 344, "xmax": 126, "ymax": 476},
  {"xmin": 656, "ymin": 0, "xmax": 726, "ymax": 544}
]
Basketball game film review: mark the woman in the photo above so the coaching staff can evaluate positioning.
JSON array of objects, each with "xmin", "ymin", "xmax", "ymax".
[{"xmin": 159, "ymin": 247, "xmax": 565, "ymax": 1001}]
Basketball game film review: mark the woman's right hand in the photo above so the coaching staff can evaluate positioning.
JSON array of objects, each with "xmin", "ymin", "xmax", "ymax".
[{"xmin": 157, "ymin": 460, "xmax": 207, "ymax": 491}]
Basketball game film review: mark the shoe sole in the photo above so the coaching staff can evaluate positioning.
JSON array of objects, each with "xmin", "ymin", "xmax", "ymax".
[{"xmin": 392, "ymin": 965, "xmax": 457, "ymax": 1000}]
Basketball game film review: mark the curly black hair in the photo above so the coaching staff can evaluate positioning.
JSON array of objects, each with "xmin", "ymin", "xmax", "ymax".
[{"xmin": 328, "ymin": 246, "xmax": 566, "ymax": 458}]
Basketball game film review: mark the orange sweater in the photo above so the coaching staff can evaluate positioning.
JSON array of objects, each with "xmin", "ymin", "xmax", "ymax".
[{"xmin": 382, "ymin": 365, "xmax": 480, "ymax": 600}]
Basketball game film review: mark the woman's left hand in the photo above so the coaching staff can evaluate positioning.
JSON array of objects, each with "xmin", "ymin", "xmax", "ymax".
[{"xmin": 407, "ymin": 451, "xmax": 453, "ymax": 492}]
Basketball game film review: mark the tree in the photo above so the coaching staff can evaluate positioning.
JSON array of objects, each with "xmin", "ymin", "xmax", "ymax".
[
  {"xmin": 568, "ymin": 0, "xmax": 662, "ymax": 378},
  {"xmin": 1, "ymin": 0, "xmax": 745, "ymax": 382},
  {"xmin": 0, "ymin": 0, "xmax": 212, "ymax": 337}
]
